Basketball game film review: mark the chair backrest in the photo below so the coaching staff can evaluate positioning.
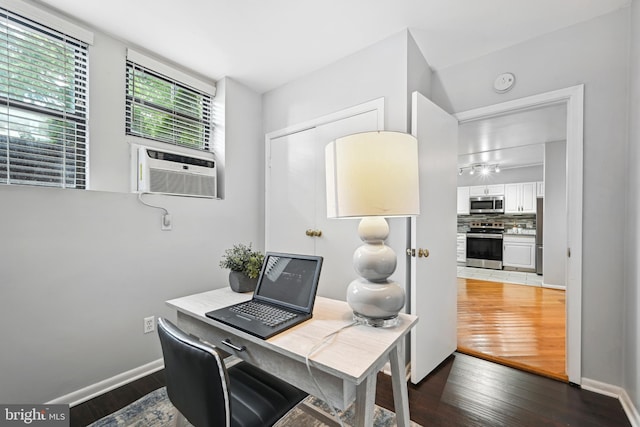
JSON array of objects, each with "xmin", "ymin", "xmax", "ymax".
[{"xmin": 157, "ymin": 317, "xmax": 230, "ymax": 427}]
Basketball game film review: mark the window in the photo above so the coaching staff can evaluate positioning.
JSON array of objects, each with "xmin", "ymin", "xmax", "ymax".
[
  {"xmin": 125, "ymin": 61, "xmax": 212, "ymax": 152},
  {"xmin": 0, "ymin": 8, "xmax": 88, "ymax": 189}
]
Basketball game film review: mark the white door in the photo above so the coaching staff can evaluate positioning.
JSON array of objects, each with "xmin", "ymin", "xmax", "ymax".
[
  {"xmin": 266, "ymin": 109, "xmax": 381, "ymax": 300},
  {"xmin": 410, "ymin": 92, "xmax": 458, "ymax": 384},
  {"xmin": 313, "ymin": 112, "xmax": 381, "ymax": 300},
  {"xmin": 266, "ymin": 128, "xmax": 319, "ymax": 255}
]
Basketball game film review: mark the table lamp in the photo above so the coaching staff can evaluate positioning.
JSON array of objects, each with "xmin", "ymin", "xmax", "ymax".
[{"xmin": 325, "ymin": 131, "xmax": 420, "ymax": 327}]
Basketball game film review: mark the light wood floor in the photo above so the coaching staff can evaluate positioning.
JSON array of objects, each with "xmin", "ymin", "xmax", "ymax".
[{"xmin": 457, "ymin": 277, "xmax": 568, "ymax": 382}]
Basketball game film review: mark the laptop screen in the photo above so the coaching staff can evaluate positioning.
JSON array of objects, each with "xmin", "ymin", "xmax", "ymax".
[{"xmin": 253, "ymin": 252, "xmax": 323, "ymax": 313}]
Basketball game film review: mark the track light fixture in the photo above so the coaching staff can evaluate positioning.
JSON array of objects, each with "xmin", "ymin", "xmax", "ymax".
[{"xmin": 458, "ymin": 163, "xmax": 501, "ymax": 176}]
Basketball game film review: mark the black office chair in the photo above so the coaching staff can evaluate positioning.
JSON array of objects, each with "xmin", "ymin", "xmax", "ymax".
[{"xmin": 157, "ymin": 317, "xmax": 307, "ymax": 427}]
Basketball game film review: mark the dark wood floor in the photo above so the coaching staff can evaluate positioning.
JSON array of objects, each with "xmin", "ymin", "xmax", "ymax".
[
  {"xmin": 71, "ymin": 353, "xmax": 630, "ymax": 427},
  {"xmin": 377, "ymin": 353, "xmax": 630, "ymax": 427},
  {"xmin": 70, "ymin": 370, "xmax": 165, "ymax": 427}
]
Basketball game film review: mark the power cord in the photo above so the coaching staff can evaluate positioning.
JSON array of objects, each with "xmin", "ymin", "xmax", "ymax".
[
  {"xmin": 137, "ymin": 192, "xmax": 172, "ymax": 230},
  {"xmin": 304, "ymin": 320, "xmax": 361, "ymax": 427}
]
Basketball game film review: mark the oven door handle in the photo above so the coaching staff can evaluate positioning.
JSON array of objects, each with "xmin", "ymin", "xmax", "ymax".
[{"xmin": 467, "ymin": 233, "xmax": 503, "ymax": 239}]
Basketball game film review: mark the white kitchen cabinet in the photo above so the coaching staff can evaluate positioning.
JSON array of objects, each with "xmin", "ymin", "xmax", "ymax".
[
  {"xmin": 505, "ymin": 182, "xmax": 537, "ymax": 213},
  {"xmin": 537, "ymin": 181, "xmax": 545, "ymax": 197},
  {"xmin": 503, "ymin": 234, "xmax": 536, "ymax": 271},
  {"xmin": 457, "ymin": 186, "xmax": 470, "ymax": 214},
  {"xmin": 456, "ymin": 233, "xmax": 466, "ymax": 263},
  {"xmin": 469, "ymin": 184, "xmax": 505, "ymax": 196},
  {"xmin": 504, "ymin": 184, "xmax": 519, "ymax": 212}
]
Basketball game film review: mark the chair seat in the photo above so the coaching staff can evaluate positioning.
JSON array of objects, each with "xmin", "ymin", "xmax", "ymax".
[{"xmin": 227, "ymin": 362, "xmax": 307, "ymax": 427}]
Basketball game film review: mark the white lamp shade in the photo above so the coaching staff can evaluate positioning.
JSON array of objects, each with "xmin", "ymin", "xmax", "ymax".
[{"xmin": 325, "ymin": 131, "xmax": 420, "ymax": 218}]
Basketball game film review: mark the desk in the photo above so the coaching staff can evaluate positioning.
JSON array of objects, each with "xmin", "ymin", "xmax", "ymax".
[{"xmin": 166, "ymin": 288, "xmax": 417, "ymax": 427}]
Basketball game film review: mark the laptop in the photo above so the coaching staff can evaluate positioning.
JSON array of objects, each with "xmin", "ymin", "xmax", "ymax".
[{"xmin": 206, "ymin": 252, "xmax": 323, "ymax": 339}]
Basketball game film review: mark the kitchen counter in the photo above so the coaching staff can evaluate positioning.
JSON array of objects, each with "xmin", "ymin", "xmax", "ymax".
[{"xmin": 504, "ymin": 229, "xmax": 536, "ymax": 236}]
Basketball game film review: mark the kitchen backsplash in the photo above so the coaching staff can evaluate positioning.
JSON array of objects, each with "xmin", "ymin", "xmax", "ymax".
[{"xmin": 457, "ymin": 213, "xmax": 536, "ymax": 232}]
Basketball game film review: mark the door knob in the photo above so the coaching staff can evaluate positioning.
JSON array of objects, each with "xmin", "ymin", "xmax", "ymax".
[
  {"xmin": 305, "ymin": 229, "xmax": 322, "ymax": 237},
  {"xmin": 407, "ymin": 248, "xmax": 429, "ymax": 257},
  {"xmin": 306, "ymin": 229, "xmax": 314, "ymax": 236}
]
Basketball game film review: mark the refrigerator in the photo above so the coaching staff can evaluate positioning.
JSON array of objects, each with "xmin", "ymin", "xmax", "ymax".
[{"xmin": 536, "ymin": 197, "xmax": 543, "ymax": 275}]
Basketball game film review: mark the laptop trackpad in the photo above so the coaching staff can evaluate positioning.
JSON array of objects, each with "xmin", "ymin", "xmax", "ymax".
[{"xmin": 235, "ymin": 314, "xmax": 253, "ymax": 322}]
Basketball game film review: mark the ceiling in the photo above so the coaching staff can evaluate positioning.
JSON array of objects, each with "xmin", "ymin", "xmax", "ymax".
[
  {"xmin": 33, "ymin": 0, "xmax": 629, "ymax": 94},
  {"xmin": 458, "ymin": 103, "xmax": 567, "ymax": 170},
  {"xmin": 30, "ymin": 0, "xmax": 623, "ymax": 172}
]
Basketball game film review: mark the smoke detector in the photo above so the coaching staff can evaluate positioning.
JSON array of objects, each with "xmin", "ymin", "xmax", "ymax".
[{"xmin": 494, "ymin": 72, "xmax": 515, "ymax": 93}]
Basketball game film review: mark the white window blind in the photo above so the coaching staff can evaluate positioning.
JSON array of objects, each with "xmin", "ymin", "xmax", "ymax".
[
  {"xmin": 126, "ymin": 60, "xmax": 213, "ymax": 152},
  {"xmin": 0, "ymin": 8, "xmax": 88, "ymax": 189}
]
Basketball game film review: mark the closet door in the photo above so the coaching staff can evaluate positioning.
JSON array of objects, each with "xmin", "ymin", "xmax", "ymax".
[
  {"xmin": 265, "ymin": 108, "xmax": 380, "ymax": 300},
  {"xmin": 313, "ymin": 111, "xmax": 379, "ymax": 300},
  {"xmin": 266, "ymin": 128, "xmax": 318, "ymax": 255}
]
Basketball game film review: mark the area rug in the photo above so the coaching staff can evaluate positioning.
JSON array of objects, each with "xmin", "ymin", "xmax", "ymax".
[{"xmin": 88, "ymin": 387, "xmax": 421, "ymax": 427}]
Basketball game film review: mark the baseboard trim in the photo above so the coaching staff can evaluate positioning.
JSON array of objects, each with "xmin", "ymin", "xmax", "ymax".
[
  {"xmin": 620, "ymin": 388, "xmax": 640, "ymax": 427},
  {"xmin": 542, "ymin": 283, "xmax": 566, "ymax": 290},
  {"xmin": 582, "ymin": 377, "xmax": 639, "ymax": 427},
  {"xmin": 47, "ymin": 358, "xmax": 164, "ymax": 407}
]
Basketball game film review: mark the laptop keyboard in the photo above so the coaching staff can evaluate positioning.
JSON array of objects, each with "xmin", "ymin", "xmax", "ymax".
[{"xmin": 230, "ymin": 301, "xmax": 297, "ymax": 327}]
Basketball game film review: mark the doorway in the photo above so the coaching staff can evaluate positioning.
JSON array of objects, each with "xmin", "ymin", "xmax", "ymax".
[{"xmin": 453, "ymin": 85, "xmax": 584, "ymax": 384}]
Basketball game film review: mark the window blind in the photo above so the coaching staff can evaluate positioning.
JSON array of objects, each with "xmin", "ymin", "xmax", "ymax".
[
  {"xmin": 125, "ymin": 61, "xmax": 212, "ymax": 152},
  {"xmin": 0, "ymin": 8, "xmax": 88, "ymax": 189}
]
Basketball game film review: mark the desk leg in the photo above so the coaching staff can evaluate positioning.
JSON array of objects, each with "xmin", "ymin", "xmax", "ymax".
[
  {"xmin": 389, "ymin": 342, "xmax": 410, "ymax": 427},
  {"xmin": 354, "ymin": 372, "xmax": 377, "ymax": 427}
]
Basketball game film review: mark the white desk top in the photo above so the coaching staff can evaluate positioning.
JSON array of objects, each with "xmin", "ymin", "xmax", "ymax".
[{"xmin": 166, "ymin": 287, "xmax": 418, "ymax": 383}]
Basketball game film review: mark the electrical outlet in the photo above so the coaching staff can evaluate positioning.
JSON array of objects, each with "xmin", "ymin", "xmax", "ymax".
[
  {"xmin": 161, "ymin": 214, "xmax": 172, "ymax": 231},
  {"xmin": 144, "ymin": 316, "xmax": 155, "ymax": 334}
]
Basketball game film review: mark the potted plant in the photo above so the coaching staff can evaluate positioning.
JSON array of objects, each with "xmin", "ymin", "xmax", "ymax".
[{"xmin": 219, "ymin": 243, "xmax": 265, "ymax": 292}]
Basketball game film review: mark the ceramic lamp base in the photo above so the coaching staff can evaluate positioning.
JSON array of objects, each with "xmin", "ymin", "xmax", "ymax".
[
  {"xmin": 346, "ymin": 217, "xmax": 406, "ymax": 328},
  {"xmin": 347, "ymin": 278, "xmax": 404, "ymax": 327}
]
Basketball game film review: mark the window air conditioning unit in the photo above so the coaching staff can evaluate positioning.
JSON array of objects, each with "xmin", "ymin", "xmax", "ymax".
[{"xmin": 134, "ymin": 146, "xmax": 217, "ymax": 198}]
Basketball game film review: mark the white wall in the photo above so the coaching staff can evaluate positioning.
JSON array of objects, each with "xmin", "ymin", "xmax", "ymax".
[
  {"xmin": 87, "ymin": 31, "xmax": 132, "ymax": 192},
  {"xmin": 264, "ymin": 30, "xmax": 414, "ymax": 135},
  {"xmin": 624, "ymin": 0, "xmax": 640, "ymax": 414},
  {"xmin": 544, "ymin": 141, "xmax": 567, "ymax": 287},
  {"xmin": 0, "ymin": 11, "xmax": 264, "ymax": 404},
  {"xmin": 407, "ymin": 32, "xmax": 433, "ymax": 124},
  {"xmin": 432, "ymin": 9, "xmax": 630, "ymax": 387}
]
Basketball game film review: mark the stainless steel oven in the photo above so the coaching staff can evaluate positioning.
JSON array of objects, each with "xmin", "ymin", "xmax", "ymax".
[{"xmin": 466, "ymin": 222, "xmax": 504, "ymax": 270}]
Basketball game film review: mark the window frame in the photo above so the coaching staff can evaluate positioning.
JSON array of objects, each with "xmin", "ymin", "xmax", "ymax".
[
  {"xmin": 125, "ymin": 58, "xmax": 214, "ymax": 153},
  {"xmin": 0, "ymin": 7, "xmax": 89, "ymax": 189}
]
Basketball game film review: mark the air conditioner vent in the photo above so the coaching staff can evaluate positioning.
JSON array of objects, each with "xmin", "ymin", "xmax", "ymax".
[
  {"xmin": 134, "ymin": 145, "xmax": 217, "ymax": 198},
  {"xmin": 149, "ymin": 168, "xmax": 216, "ymax": 198}
]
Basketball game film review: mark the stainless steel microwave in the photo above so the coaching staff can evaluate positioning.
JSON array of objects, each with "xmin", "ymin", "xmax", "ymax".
[{"xmin": 469, "ymin": 196, "xmax": 504, "ymax": 214}]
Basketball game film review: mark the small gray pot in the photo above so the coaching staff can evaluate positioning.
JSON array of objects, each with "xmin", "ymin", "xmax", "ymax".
[{"xmin": 229, "ymin": 271, "xmax": 258, "ymax": 293}]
